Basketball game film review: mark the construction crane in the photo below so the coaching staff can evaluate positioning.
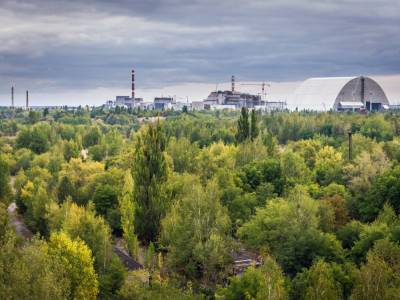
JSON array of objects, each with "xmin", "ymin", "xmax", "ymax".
[{"xmin": 240, "ymin": 82, "xmax": 270, "ymax": 101}]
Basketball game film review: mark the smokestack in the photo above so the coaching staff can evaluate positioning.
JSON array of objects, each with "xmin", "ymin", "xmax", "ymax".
[
  {"xmin": 26, "ymin": 90, "xmax": 29, "ymax": 110},
  {"xmin": 11, "ymin": 86, "xmax": 14, "ymax": 108},
  {"xmin": 131, "ymin": 69, "xmax": 135, "ymax": 101},
  {"xmin": 231, "ymin": 75, "xmax": 235, "ymax": 92}
]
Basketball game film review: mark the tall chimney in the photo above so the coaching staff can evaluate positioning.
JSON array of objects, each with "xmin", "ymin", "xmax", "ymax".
[
  {"xmin": 131, "ymin": 69, "xmax": 135, "ymax": 100},
  {"xmin": 26, "ymin": 90, "xmax": 29, "ymax": 110},
  {"xmin": 231, "ymin": 75, "xmax": 235, "ymax": 92},
  {"xmin": 11, "ymin": 86, "xmax": 14, "ymax": 108}
]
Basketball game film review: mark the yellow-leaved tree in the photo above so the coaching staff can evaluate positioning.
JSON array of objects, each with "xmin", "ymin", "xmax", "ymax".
[{"xmin": 48, "ymin": 231, "xmax": 99, "ymax": 300}]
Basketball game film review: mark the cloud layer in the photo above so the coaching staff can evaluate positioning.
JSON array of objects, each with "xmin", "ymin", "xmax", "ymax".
[{"xmin": 0, "ymin": 0, "xmax": 399, "ymax": 106}]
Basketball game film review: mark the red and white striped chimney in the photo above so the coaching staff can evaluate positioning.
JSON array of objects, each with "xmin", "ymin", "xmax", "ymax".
[{"xmin": 131, "ymin": 69, "xmax": 135, "ymax": 100}]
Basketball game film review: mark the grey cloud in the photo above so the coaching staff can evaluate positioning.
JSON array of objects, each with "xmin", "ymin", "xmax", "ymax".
[{"xmin": 0, "ymin": 0, "xmax": 399, "ymax": 103}]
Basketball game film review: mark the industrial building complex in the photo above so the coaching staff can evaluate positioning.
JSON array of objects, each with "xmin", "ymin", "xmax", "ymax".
[
  {"xmin": 105, "ymin": 72, "xmax": 286, "ymax": 112},
  {"xmin": 3, "ymin": 69, "xmax": 398, "ymax": 112},
  {"xmin": 103, "ymin": 70, "xmax": 397, "ymax": 112}
]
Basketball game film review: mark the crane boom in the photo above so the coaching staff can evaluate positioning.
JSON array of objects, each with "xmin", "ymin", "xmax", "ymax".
[{"xmin": 240, "ymin": 82, "xmax": 270, "ymax": 100}]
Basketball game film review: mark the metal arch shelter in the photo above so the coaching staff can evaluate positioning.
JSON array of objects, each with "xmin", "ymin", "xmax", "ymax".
[{"xmin": 291, "ymin": 76, "xmax": 389, "ymax": 111}]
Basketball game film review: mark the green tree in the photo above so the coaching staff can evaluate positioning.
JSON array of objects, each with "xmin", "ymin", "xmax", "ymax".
[
  {"xmin": 83, "ymin": 126, "xmax": 101, "ymax": 148},
  {"xmin": 161, "ymin": 181, "xmax": 232, "ymax": 285},
  {"xmin": 93, "ymin": 184, "xmax": 118, "ymax": 216},
  {"xmin": 0, "ymin": 203, "xmax": 9, "ymax": 244},
  {"xmin": 238, "ymin": 188, "xmax": 344, "ymax": 276},
  {"xmin": 57, "ymin": 175, "xmax": 75, "ymax": 203},
  {"xmin": 236, "ymin": 107, "xmax": 250, "ymax": 143},
  {"xmin": 16, "ymin": 125, "xmax": 51, "ymax": 154},
  {"xmin": 48, "ymin": 201, "xmax": 125, "ymax": 297},
  {"xmin": 361, "ymin": 166, "xmax": 400, "ymax": 221},
  {"xmin": 280, "ymin": 149, "xmax": 311, "ymax": 186},
  {"xmin": 119, "ymin": 171, "xmax": 139, "ymax": 258},
  {"xmin": 28, "ymin": 110, "xmax": 40, "ymax": 124},
  {"xmin": 0, "ymin": 156, "xmax": 12, "ymax": 204},
  {"xmin": 216, "ymin": 255, "xmax": 287, "ymax": 300},
  {"xmin": 133, "ymin": 122, "xmax": 168, "ymax": 243},
  {"xmin": 0, "ymin": 234, "xmax": 72, "ymax": 300},
  {"xmin": 314, "ymin": 146, "xmax": 344, "ymax": 186},
  {"xmin": 360, "ymin": 114, "xmax": 393, "ymax": 141},
  {"xmin": 62, "ymin": 140, "xmax": 80, "ymax": 162},
  {"xmin": 119, "ymin": 269, "xmax": 202, "ymax": 300},
  {"xmin": 48, "ymin": 231, "xmax": 99, "ymax": 299},
  {"xmin": 167, "ymin": 137, "xmax": 199, "ymax": 173},
  {"xmin": 350, "ymin": 239, "xmax": 400, "ymax": 300},
  {"xmin": 250, "ymin": 109, "xmax": 259, "ymax": 141},
  {"xmin": 304, "ymin": 260, "xmax": 342, "ymax": 300},
  {"xmin": 20, "ymin": 180, "xmax": 52, "ymax": 235}
]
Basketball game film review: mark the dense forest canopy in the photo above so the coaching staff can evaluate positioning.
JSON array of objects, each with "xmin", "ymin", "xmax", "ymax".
[{"xmin": 1, "ymin": 106, "xmax": 400, "ymax": 299}]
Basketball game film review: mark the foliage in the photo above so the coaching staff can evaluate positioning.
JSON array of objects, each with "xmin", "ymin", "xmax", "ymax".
[
  {"xmin": 133, "ymin": 122, "xmax": 169, "ymax": 243},
  {"xmin": 361, "ymin": 166, "xmax": 400, "ymax": 221},
  {"xmin": 238, "ymin": 188, "xmax": 344, "ymax": 275},
  {"xmin": 16, "ymin": 123, "xmax": 52, "ymax": 154},
  {"xmin": 167, "ymin": 137, "xmax": 199, "ymax": 173},
  {"xmin": 216, "ymin": 255, "xmax": 287, "ymax": 300},
  {"xmin": 119, "ymin": 270, "xmax": 202, "ymax": 300},
  {"xmin": 2, "ymin": 109, "xmax": 400, "ymax": 298},
  {"xmin": 250, "ymin": 109, "xmax": 259, "ymax": 141},
  {"xmin": 0, "ymin": 156, "xmax": 12, "ymax": 204},
  {"xmin": 236, "ymin": 107, "xmax": 250, "ymax": 143},
  {"xmin": 161, "ymin": 181, "xmax": 232, "ymax": 285},
  {"xmin": 119, "ymin": 171, "xmax": 139, "ymax": 258},
  {"xmin": 350, "ymin": 239, "xmax": 400, "ymax": 299},
  {"xmin": 48, "ymin": 231, "xmax": 99, "ymax": 299},
  {"xmin": 20, "ymin": 180, "xmax": 52, "ymax": 235}
]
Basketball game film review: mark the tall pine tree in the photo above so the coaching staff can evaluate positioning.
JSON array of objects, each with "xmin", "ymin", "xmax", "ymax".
[
  {"xmin": 236, "ymin": 107, "xmax": 250, "ymax": 143},
  {"xmin": 132, "ymin": 121, "xmax": 168, "ymax": 244}
]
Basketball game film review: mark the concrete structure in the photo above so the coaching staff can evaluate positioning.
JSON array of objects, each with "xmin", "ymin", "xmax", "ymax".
[
  {"xmin": 191, "ymin": 101, "xmax": 205, "ymax": 111},
  {"xmin": 171, "ymin": 102, "xmax": 190, "ymax": 111},
  {"xmin": 291, "ymin": 76, "xmax": 390, "ymax": 111},
  {"xmin": 154, "ymin": 97, "xmax": 173, "ymax": 110},
  {"xmin": 255, "ymin": 101, "xmax": 287, "ymax": 112},
  {"xmin": 138, "ymin": 102, "xmax": 154, "ymax": 110},
  {"xmin": 203, "ymin": 90, "xmax": 262, "ymax": 109},
  {"xmin": 207, "ymin": 104, "xmax": 237, "ymax": 110}
]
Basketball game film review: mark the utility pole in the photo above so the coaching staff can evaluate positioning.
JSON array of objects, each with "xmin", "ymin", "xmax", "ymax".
[{"xmin": 348, "ymin": 131, "xmax": 353, "ymax": 161}]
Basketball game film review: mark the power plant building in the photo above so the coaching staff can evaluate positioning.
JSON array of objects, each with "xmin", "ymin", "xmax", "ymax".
[
  {"xmin": 291, "ymin": 76, "xmax": 390, "ymax": 111},
  {"xmin": 203, "ymin": 90, "xmax": 262, "ymax": 109}
]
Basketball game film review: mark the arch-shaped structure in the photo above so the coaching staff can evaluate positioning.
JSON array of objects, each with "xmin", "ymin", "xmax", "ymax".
[{"xmin": 291, "ymin": 76, "xmax": 389, "ymax": 111}]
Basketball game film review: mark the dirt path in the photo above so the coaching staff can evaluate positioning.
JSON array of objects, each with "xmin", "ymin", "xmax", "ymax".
[
  {"xmin": 7, "ymin": 176, "xmax": 33, "ymax": 239},
  {"xmin": 7, "ymin": 202, "xmax": 33, "ymax": 239}
]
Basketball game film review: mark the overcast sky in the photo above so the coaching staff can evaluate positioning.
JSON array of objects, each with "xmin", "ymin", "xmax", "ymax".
[{"xmin": 0, "ymin": 0, "xmax": 399, "ymax": 107}]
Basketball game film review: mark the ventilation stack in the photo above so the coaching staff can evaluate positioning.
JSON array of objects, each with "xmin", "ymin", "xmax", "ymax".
[
  {"xmin": 131, "ymin": 69, "xmax": 135, "ymax": 103},
  {"xmin": 11, "ymin": 86, "xmax": 14, "ymax": 108},
  {"xmin": 26, "ymin": 90, "xmax": 29, "ymax": 110},
  {"xmin": 231, "ymin": 75, "xmax": 235, "ymax": 92}
]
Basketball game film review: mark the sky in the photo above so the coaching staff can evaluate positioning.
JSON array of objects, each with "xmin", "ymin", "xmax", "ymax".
[{"xmin": 0, "ymin": 0, "xmax": 399, "ymax": 108}]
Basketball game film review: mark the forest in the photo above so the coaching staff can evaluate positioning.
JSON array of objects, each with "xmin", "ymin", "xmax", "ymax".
[{"xmin": 1, "ymin": 106, "xmax": 400, "ymax": 299}]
